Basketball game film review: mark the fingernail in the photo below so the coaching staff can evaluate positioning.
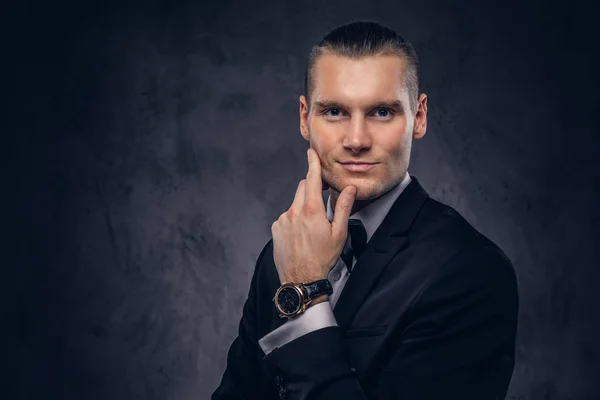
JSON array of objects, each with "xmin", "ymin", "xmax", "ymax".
[{"xmin": 307, "ymin": 148, "xmax": 311, "ymax": 158}]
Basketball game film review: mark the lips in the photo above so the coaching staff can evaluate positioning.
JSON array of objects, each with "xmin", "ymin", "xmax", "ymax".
[{"xmin": 340, "ymin": 162, "xmax": 377, "ymax": 172}]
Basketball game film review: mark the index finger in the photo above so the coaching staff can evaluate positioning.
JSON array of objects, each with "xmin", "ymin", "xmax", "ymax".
[{"xmin": 305, "ymin": 148, "xmax": 326, "ymax": 208}]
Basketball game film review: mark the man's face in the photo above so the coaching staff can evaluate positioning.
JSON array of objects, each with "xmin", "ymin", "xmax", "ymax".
[{"xmin": 300, "ymin": 53, "xmax": 427, "ymax": 201}]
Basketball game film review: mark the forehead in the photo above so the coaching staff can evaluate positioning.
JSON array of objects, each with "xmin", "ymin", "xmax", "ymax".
[{"xmin": 311, "ymin": 53, "xmax": 409, "ymax": 105}]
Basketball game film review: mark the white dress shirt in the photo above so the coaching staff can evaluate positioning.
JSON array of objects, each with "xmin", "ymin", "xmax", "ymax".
[{"xmin": 258, "ymin": 172, "xmax": 412, "ymax": 355}]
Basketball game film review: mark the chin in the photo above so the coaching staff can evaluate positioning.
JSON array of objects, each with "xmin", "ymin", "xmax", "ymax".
[
  {"xmin": 329, "ymin": 177, "xmax": 387, "ymax": 201},
  {"xmin": 355, "ymin": 186, "xmax": 385, "ymax": 201}
]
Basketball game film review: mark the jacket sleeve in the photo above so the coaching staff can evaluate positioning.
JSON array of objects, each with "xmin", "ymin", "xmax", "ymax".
[
  {"xmin": 261, "ymin": 245, "xmax": 519, "ymax": 400},
  {"xmin": 211, "ymin": 240, "xmax": 273, "ymax": 399}
]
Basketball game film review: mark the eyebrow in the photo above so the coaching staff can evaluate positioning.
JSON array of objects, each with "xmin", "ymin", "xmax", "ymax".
[{"xmin": 313, "ymin": 100, "xmax": 405, "ymax": 112}]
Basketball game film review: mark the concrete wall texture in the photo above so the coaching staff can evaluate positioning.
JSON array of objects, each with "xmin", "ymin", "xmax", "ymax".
[{"xmin": 4, "ymin": 0, "xmax": 599, "ymax": 398}]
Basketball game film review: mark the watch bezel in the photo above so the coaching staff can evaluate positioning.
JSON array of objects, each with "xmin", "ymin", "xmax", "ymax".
[{"xmin": 273, "ymin": 283, "xmax": 309, "ymax": 318}]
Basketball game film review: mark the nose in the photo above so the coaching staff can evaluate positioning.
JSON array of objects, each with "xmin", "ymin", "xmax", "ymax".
[{"xmin": 343, "ymin": 115, "xmax": 372, "ymax": 153}]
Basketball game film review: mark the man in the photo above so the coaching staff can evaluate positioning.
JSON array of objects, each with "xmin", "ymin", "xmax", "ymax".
[{"xmin": 212, "ymin": 21, "xmax": 518, "ymax": 400}]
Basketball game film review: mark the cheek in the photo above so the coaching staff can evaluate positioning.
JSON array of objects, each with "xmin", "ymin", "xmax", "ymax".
[
  {"xmin": 379, "ymin": 132, "xmax": 406, "ymax": 155},
  {"xmin": 308, "ymin": 124, "xmax": 339, "ymax": 159},
  {"xmin": 378, "ymin": 135, "xmax": 411, "ymax": 171}
]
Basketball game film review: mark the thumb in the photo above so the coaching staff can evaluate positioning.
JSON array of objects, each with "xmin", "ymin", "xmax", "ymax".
[{"xmin": 332, "ymin": 185, "xmax": 357, "ymax": 238}]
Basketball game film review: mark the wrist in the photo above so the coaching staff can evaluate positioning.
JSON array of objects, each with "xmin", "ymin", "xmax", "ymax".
[{"xmin": 283, "ymin": 275, "xmax": 328, "ymax": 284}]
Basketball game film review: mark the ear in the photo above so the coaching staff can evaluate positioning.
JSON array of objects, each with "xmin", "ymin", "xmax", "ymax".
[
  {"xmin": 413, "ymin": 93, "xmax": 428, "ymax": 141},
  {"xmin": 299, "ymin": 95, "xmax": 310, "ymax": 142}
]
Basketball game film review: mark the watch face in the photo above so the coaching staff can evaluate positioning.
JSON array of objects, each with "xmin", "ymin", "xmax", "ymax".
[{"xmin": 277, "ymin": 287, "xmax": 301, "ymax": 314}]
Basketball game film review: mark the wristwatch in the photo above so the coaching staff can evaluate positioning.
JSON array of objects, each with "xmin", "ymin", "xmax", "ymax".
[{"xmin": 273, "ymin": 279, "xmax": 333, "ymax": 319}]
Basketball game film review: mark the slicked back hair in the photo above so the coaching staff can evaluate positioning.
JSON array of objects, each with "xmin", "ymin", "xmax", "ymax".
[{"xmin": 304, "ymin": 21, "xmax": 420, "ymax": 114}]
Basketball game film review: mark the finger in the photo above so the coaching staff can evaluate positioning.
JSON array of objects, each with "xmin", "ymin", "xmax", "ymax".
[
  {"xmin": 331, "ymin": 185, "xmax": 357, "ymax": 237},
  {"xmin": 305, "ymin": 148, "xmax": 326, "ymax": 210},
  {"xmin": 290, "ymin": 179, "xmax": 306, "ymax": 212}
]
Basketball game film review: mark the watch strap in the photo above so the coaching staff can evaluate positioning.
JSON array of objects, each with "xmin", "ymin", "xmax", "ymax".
[{"xmin": 302, "ymin": 279, "xmax": 333, "ymax": 299}]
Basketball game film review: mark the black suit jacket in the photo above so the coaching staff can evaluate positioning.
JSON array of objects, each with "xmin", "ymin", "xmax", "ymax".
[{"xmin": 212, "ymin": 176, "xmax": 519, "ymax": 400}]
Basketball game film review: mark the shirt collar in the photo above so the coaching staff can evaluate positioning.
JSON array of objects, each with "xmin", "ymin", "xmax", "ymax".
[{"xmin": 326, "ymin": 171, "xmax": 412, "ymax": 243}]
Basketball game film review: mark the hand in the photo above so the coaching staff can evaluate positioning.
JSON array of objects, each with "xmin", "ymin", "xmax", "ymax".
[{"xmin": 271, "ymin": 148, "xmax": 357, "ymax": 284}]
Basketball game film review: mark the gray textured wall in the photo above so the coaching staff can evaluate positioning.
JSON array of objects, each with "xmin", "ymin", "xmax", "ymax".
[{"xmin": 5, "ymin": 0, "xmax": 599, "ymax": 399}]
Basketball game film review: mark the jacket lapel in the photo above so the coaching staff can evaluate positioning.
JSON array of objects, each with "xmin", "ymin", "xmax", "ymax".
[{"xmin": 333, "ymin": 175, "xmax": 430, "ymax": 331}]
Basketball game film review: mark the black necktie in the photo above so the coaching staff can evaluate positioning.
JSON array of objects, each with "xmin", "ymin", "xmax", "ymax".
[{"xmin": 341, "ymin": 219, "xmax": 367, "ymax": 273}]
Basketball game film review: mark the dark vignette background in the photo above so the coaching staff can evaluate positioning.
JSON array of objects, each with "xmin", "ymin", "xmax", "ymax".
[{"xmin": 3, "ymin": 0, "xmax": 599, "ymax": 399}]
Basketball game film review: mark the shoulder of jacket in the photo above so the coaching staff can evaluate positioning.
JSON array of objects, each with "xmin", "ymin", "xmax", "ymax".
[{"xmin": 409, "ymin": 198, "xmax": 511, "ymax": 266}]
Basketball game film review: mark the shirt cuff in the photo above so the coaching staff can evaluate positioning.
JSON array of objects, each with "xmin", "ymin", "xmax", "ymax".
[{"xmin": 258, "ymin": 301, "xmax": 337, "ymax": 355}]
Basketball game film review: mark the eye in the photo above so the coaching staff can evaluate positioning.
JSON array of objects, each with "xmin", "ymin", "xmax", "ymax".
[
  {"xmin": 373, "ymin": 108, "xmax": 394, "ymax": 118},
  {"xmin": 323, "ymin": 108, "xmax": 344, "ymax": 117}
]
